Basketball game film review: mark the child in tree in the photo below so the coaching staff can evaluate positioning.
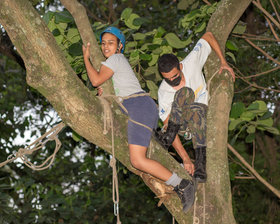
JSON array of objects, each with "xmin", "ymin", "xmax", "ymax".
[{"xmin": 83, "ymin": 26, "xmax": 195, "ymax": 212}]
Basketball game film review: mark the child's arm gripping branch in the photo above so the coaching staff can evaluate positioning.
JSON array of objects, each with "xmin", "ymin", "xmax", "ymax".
[
  {"xmin": 201, "ymin": 32, "xmax": 235, "ymax": 82},
  {"xmin": 82, "ymin": 43, "xmax": 114, "ymax": 87}
]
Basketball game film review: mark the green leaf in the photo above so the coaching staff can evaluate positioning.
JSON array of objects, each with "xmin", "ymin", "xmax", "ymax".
[
  {"xmin": 263, "ymin": 127, "xmax": 280, "ymax": 135},
  {"xmin": 248, "ymin": 100, "xmax": 267, "ymax": 111},
  {"xmin": 230, "ymin": 102, "xmax": 245, "ymax": 119},
  {"xmin": 47, "ymin": 19, "xmax": 56, "ymax": 32},
  {"xmin": 133, "ymin": 17, "xmax": 148, "ymax": 26},
  {"xmin": 42, "ymin": 11, "xmax": 55, "ymax": 24},
  {"xmin": 52, "ymin": 28, "xmax": 61, "ymax": 36},
  {"xmin": 67, "ymin": 28, "xmax": 81, "ymax": 43},
  {"xmin": 121, "ymin": 8, "xmax": 132, "ymax": 21},
  {"xmin": 124, "ymin": 13, "xmax": 141, "ymax": 30},
  {"xmin": 69, "ymin": 43, "xmax": 82, "ymax": 56},
  {"xmin": 226, "ymin": 40, "xmax": 239, "ymax": 51},
  {"xmin": 229, "ymin": 118, "xmax": 244, "ymax": 130},
  {"xmin": 259, "ymin": 111, "xmax": 272, "ymax": 120},
  {"xmin": 133, "ymin": 33, "xmax": 146, "ymax": 40},
  {"xmin": 245, "ymin": 133, "xmax": 255, "ymax": 143},
  {"xmin": 183, "ymin": 9, "xmax": 200, "ymax": 22},
  {"xmin": 130, "ymin": 50, "xmax": 140, "ymax": 58},
  {"xmin": 155, "ymin": 27, "xmax": 166, "ymax": 38},
  {"xmin": 240, "ymin": 111, "xmax": 255, "ymax": 121},
  {"xmin": 72, "ymin": 131, "xmax": 82, "ymax": 142},
  {"xmin": 256, "ymin": 118, "xmax": 273, "ymax": 127},
  {"xmin": 140, "ymin": 54, "xmax": 152, "ymax": 61},
  {"xmin": 146, "ymin": 80, "xmax": 158, "ymax": 100},
  {"xmin": 81, "ymin": 73, "xmax": 88, "ymax": 81},
  {"xmin": 152, "ymin": 48, "xmax": 163, "ymax": 55},
  {"xmin": 148, "ymin": 54, "xmax": 159, "ymax": 66},
  {"xmin": 160, "ymin": 45, "xmax": 173, "ymax": 54},
  {"xmin": 247, "ymin": 125, "xmax": 256, "ymax": 134},
  {"xmin": 194, "ymin": 21, "xmax": 206, "ymax": 34},
  {"xmin": 232, "ymin": 23, "xmax": 247, "ymax": 34},
  {"xmin": 177, "ymin": 0, "xmax": 194, "ymax": 10},
  {"xmin": 55, "ymin": 10, "xmax": 74, "ymax": 23},
  {"xmin": 126, "ymin": 41, "xmax": 138, "ymax": 49},
  {"xmin": 54, "ymin": 35, "xmax": 64, "ymax": 45},
  {"xmin": 226, "ymin": 52, "xmax": 236, "ymax": 63},
  {"xmin": 164, "ymin": 33, "xmax": 190, "ymax": 49}
]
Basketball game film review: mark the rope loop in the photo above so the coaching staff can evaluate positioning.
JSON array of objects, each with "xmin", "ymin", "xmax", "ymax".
[{"xmin": 0, "ymin": 122, "xmax": 65, "ymax": 170}]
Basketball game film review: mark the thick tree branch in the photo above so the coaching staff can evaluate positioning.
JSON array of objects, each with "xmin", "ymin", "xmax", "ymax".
[{"xmin": 60, "ymin": 0, "xmax": 114, "ymax": 95}]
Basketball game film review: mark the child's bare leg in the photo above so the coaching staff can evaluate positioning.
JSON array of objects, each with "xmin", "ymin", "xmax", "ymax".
[
  {"xmin": 129, "ymin": 143, "xmax": 195, "ymax": 213},
  {"xmin": 129, "ymin": 144, "xmax": 172, "ymax": 181}
]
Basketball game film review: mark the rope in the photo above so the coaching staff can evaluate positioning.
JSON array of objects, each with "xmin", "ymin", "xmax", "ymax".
[
  {"xmin": 192, "ymin": 182, "xmax": 206, "ymax": 224},
  {"xmin": 0, "ymin": 122, "xmax": 65, "ymax": 170},
  {"xmin": 98, "ymin": 92, "xmax": 153, "ymax": 224}
]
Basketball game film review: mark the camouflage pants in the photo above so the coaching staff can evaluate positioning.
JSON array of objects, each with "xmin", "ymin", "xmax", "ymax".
[{"xmin": 169, "ymin": 87, "xmax": 208, "ymax": 148}]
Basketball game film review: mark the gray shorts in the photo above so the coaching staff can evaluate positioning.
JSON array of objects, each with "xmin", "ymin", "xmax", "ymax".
[{"xmin": 122, "ymin": 93, "xmax": 158, "ymax": 147}]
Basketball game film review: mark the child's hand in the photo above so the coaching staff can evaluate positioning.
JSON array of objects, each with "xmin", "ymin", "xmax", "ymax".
[
  {"xmin": 82, "ymin": 42, "xmax": 91, "ymax": 60},
  {"xmin": 183, "ymin": 158, "xmax": 194, "ymax": 176},
  {"xmin": 97, "ymin": 86, "xmax": 103, "ymax": 96}
]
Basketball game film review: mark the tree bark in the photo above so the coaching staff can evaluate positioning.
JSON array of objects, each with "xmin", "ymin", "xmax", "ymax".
[{"xmin": 201, "ymin": 0, "xmax": 253, "ymax": 223}]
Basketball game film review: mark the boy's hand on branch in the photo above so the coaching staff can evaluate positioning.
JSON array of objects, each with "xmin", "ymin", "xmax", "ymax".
[
  {"xmin": 82, "ymin": 42, "xmax": 91, "ymax": 60},
  {"xmin": 219, "ymin": 62, "xmax": 235, "ymax": 82},
  {"xmin": 183, "ymin": 158, "xmax": 194, "ymax": 176}
]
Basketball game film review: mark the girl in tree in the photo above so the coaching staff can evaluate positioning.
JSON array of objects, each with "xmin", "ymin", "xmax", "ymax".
[{"xmin": 82, "ymin": 26, "xmax": 195, "ymax": 213}]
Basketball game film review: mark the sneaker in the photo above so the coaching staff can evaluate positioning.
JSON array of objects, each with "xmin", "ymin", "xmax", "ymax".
[{"xmin": 174, "ymin": 179, "xmax": 196, "ymax": 213}]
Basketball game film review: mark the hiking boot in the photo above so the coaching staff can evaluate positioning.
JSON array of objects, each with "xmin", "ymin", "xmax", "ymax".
[
  {"xmin": 174, "ymin": 179, "xmax": 196, "ymax": 213},
  {"xmin": 153, "ymin": 120, "xmax": 180, "ymax": 149},
  {"xmin": 194, "ymin": 147, "xmax": 207, "ymax": 183}
]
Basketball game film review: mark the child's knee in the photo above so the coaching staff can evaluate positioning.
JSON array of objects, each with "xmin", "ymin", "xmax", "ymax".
[{"xmin": 130, "ymin": 156, "xmax": 145, "ymax": 170}]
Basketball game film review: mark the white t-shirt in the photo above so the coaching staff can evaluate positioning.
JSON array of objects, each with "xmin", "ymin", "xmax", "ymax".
[
  {"xmin": 102, "ymin": 54, "xmax": 144, "ymax": 97},
  {"xmin": 158, "ymin": 38, "xmax": 211, "ymax": 121}
]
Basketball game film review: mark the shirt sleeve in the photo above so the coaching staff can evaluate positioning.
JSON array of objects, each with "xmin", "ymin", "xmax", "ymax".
[
  {"xmin": 189, "ymin": 38, "xmax": 211, "ymax": 69},
  {"xmin": 101, "ymin": 54, "xmax": 120, "ymax": 72}
]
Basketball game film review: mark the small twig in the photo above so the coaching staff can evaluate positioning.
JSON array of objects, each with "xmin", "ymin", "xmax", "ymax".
[
  {"xmin": 230, "ymin": 64, "xmax": 280, "ymax": 93},
  {"xmin": 245, "ymin": 38, "xmax": 280, "ymax": 66},
  {"xmin": 202, "ymin": 0, "xmax": 211, "ymax": 5},
  {"xmin": 269, "ymin": 0, "xmax": 280, "ymax": 23},
  {"xmin": 265, "ymin": 16, "xmax": 280, "ymax": 41},
  {"xmin": 243, "ymin": 66, "xmax": 280, "ymax": 79},
  {"xmin": 232, "ymin": 34, "xmax": 277, "ymax": 42},
  {"xmin": 252, "ymin": 0, "xmax": 280, "ymax": 30},
  {"xmin": 235, "ymin": 176, "xmax": 256, "ymax": 179},
  {"xmin": 227, "ymin": 143, "xmax": 280, "ymax": 199},
  {"xmin": 234, "ymin": 85, "xmax": 251, "ymax": 94},
  {"xmin": 252, "ymin": 140, "xmax": 255, "ymax": 169}
]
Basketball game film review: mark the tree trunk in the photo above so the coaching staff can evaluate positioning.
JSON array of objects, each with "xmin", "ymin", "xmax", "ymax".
[
  {"xmin": 201, "ymin": 0, "xmax": 253, "ymax": 223},
  {"xmin": 0, "ymin": 0, "xmax": 251, "ymax": 223}
]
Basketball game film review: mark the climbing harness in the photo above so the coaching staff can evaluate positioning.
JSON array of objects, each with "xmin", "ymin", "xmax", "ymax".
[
  {"xmin": 0, "ymin": 122, "xmax": 65, "ymax": 170},
  {"xmin": 98, "ymin": 92, "xmax": 152, "ymax": 224}
]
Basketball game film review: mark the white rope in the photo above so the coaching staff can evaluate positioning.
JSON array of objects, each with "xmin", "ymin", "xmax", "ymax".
[{"xmin": 0, "ymin": 122, "xmax": 65, "ymax": 170}]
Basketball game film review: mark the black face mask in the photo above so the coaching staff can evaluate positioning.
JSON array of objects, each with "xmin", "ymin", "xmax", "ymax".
[{"xmin": 164, "ymin": 72, "xmax": 182, "ymax": 87}]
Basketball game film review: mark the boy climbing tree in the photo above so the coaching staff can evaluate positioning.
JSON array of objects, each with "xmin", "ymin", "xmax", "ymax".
[{"xmin": 155, "ymin": 32, "xmax": 235, "ymax": 183}]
